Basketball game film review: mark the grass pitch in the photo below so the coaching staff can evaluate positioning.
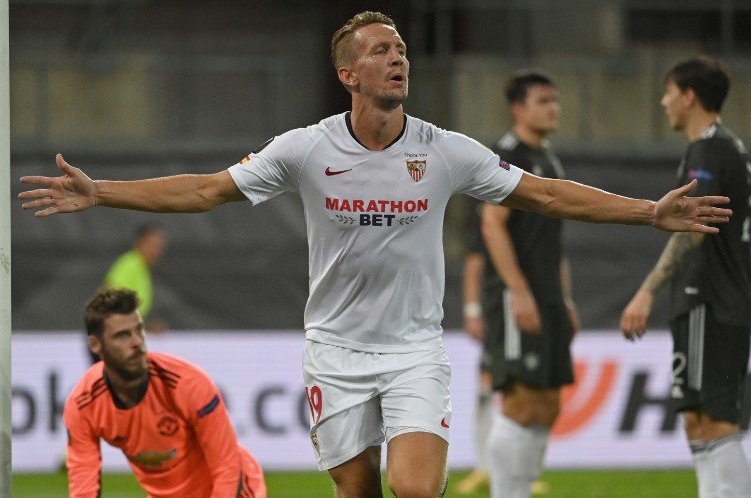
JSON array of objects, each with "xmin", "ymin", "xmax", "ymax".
[{"xmin": 12, "ymin": 469, "xmax": 697, "ymax": 497}]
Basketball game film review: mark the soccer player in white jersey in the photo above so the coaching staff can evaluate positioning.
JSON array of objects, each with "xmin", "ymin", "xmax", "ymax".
[{"xmin": 20, "ymin": 11, "xmax": 733, "ymax": 498}]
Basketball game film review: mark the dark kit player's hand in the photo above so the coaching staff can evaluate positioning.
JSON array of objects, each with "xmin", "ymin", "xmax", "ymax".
[
  {"xmin": 620, "ymin": 289, "xmax": 654, "ymax": 341},
  {"xmin": 463, "ymin": 316, "xmax": 485, "ymax": 342},
  {"xmin": 653, "ymin": 179, "xmax": 731, "ymax": 233},
  {"xmin": 19, "ymin": 153, "xmax": 97, "ymax": 217},
  {"xmin": 510, "ymin": 287, "xmax": 541, "ymax": 335}
]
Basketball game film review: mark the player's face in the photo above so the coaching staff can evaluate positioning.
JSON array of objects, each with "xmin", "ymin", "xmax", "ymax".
[
  {"xmin": 661, "ymin": 79, "xmax": 688, "ymax": 131},
  {"xmin": 92, "ymin": 311, "xmax": 148, "ymax": 382},
  {"xmin": 349, "ymin": 23, "xmax": 409, "ymax": 107},
  {"xmin": 515, "ymin": 84, "xmax": 560, "ymax": 135}
]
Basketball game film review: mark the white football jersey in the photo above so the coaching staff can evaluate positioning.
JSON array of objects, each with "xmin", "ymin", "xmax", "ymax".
[{"xmin": 229, "ymin": 112, "xmax": 523, "ymax": 352}]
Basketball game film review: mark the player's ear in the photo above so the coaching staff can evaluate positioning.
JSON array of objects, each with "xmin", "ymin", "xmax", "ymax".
[
  {"xmin": 510, "ymin": 101, "xmax": 523, "ymax": 121},
  {"xmin": 88, "ymin": 335, "xmax": 102, "ymax": 356},
  {"xmin": 681, "ymin": 87, "xmax": 697, "ymax": 108},
  {"xmin": 338, "ymin": 66, "xmax": 357, "ymax": 90}
]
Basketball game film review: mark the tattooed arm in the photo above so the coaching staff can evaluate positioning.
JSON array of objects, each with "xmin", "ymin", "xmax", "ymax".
[{"xmin": 620, "ymin": 232, "xmax": 704, "ymax": 340}]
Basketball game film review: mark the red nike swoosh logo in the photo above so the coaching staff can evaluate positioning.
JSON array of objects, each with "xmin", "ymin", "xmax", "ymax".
[
  {"xmin": 441, "ymin": 418, "xmax": 449, "ymax": 428},
  {"xmin": 325, "ymin": 167, "xmax": 353, "ymax": 176}
]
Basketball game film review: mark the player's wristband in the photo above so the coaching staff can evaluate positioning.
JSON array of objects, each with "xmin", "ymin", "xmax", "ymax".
[{"xmin": 463, "ymin": 302, "xmax": 482, "ymax": 319}]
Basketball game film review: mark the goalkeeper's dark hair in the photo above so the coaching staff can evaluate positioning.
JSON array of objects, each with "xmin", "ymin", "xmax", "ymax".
[
  {"xmin": 84, "ymin": 288, "xmax": 140, "ymax": 337},
  {"xmin": 505, "ymin": 69, "xmax": 555, "ymax": 104}
]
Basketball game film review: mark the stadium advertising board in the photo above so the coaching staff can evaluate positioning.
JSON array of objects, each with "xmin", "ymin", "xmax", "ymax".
[{"xmin": 11, "ymin": 331, "xmax": 751, "ymax": 471}]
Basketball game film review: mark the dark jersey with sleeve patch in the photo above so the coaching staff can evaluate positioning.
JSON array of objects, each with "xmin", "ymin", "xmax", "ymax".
[
  {"xmin": 483, "ymin": 132, "xmax": 566, "ymax": 305},
  {"xmin": 670, "ymin": 123, "xmax": 751, "ymax": 326}
]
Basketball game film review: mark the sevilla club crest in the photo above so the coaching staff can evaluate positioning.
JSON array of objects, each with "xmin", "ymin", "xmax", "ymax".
[{"xmin": 406, "ymin": 160, "xmax": 426, "ymax": 182}]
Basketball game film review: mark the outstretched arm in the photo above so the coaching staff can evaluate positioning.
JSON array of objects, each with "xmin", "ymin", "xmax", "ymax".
[
  {"xmin": 503, "ymin": 173, "xmax": 731, "ymax": 233},
  {"xmin": 19, "ymin": 153, "xmax": 245, "ymax": 217}
]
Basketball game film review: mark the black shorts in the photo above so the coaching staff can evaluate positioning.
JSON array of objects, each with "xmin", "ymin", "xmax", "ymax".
[
  {"xmin": 670, "ymin": 303, "xmax": 750, "ymax": 423},
  {"xmin": 483, "ymin": 290, "xmax": 574, "ymax": 391}
]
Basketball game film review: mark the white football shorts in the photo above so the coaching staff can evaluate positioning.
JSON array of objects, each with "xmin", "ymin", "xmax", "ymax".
[{"xmin": 302, "ymin": 340, "xmax": 452, "ymax": 470}]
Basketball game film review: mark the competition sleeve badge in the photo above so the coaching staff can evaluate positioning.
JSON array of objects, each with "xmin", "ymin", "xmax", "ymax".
[{"xmin": 406, "ymin": 159, "xmax": 426, "ymax": 182}]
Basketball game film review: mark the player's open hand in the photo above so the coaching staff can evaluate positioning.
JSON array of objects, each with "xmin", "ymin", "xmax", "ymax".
[
  {"xmin": 19, "ymin": 154, "xmax": 97, "ymax": 217},
  {"xmin": 653, "ymin": 179, "xmax": 731, "ymax": 233},
  {"xmin": 620, "ymin": 289, "xmax": 654, "ymax": 341}
]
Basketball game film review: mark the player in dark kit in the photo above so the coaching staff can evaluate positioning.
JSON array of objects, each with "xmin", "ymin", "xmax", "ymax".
[
  {"xmin": 481, "ymin": 70, "xmax": 579, "ymax": 498},
  {"xmin": 621, "ymin": 56, "xmax": 751, "ymax": 498}
]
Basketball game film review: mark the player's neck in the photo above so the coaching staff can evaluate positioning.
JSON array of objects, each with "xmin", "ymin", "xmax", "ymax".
[
  {"xmin": 684, "ymin": 111, "xmax": 721, "ymax": 142},
  {"xmin": 349, "ymin": 101, "xmax": 405, "ymax": 151},
  {"xmin": 512, "ymin": 124, "xmax": 546, "ymax": 149},
  {"xmin": 105, "ymin": 368, "xmax": 149, "ymax": 408}
]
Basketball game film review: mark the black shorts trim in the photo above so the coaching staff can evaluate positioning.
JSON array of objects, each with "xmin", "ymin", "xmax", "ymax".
[
  {"xmin": 483, "ymin": 290, "xmax": 574, "ymax": 391},
  {"xmin": 670, "ymin": 303, "xmax": 750, "ymax": 423}
]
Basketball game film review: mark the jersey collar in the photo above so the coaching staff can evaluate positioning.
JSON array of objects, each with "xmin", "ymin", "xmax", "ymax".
[
  {"xmin": 345, "ymin": 111, "xmax": 407, "ymax": 151},
  {"xmin": 104, "ymin": 370, "xmax": 150, "ymax": 410}
]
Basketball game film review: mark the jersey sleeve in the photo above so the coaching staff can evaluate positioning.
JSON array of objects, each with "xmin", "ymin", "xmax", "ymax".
[
  {"xmin": 684, "ymin": 139, "xmax": 731, "ymax": 197},
  {"xmin": 228, "ymin": 127, "xmax": 313, "ymax": 206},
  {"xmin": 177, "ymin": 365, "xmax": 245, "ymax": 498},
  {"xmin": 442, "ymin": 131, "xmax": 523, "ymax": 203},
  {"xmin": 492, "ymin": 146, "xmax": 527, "ymax": 173},
  {"xmin": 64, "ymin": 397, "xmax": 103, "ymax": 498}
]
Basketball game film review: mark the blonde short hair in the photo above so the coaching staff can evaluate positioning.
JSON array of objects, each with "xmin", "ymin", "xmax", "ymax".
[{"xmin": 330, "ymin": 11, "xmax": 396, "ymax": 71}]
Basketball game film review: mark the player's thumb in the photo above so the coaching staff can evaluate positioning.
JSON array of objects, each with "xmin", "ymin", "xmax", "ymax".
[
  {"xmin": 676, "ymin": 178, "xmax": 698, "ymax": 196},
  {"xmin": 56, "ymin": 153, "xmax": 75, "ymax": 175}
]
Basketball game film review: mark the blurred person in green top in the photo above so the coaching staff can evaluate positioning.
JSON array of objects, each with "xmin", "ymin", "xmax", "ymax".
[
  {"xmin": 104, "ymin": 224, "xmax": 166, "ymax": 319},
  {"xmin": 89, "ymin": 224, "xmax": 167, "ymax": 363}
]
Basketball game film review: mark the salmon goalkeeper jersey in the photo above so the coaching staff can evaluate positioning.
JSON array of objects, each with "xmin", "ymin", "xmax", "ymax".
[
  {"xmin": 229, "ymin": 112, "xmax": 523, "ymax": 353},
  {"xmin": 64, "ymin": 352, "xmax": 266, "ymax": 498}
]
